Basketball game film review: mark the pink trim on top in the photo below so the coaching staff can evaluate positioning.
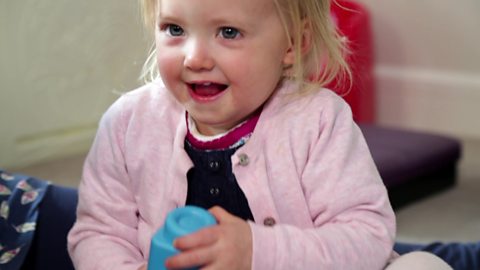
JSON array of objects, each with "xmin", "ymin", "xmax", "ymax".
[{"xmin": 185, "ymin": 109, "xmax": 261, "ymax": 150}]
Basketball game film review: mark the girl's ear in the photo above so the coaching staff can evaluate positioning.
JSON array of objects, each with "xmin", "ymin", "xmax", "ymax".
[{"xmin": 282, "ymin": 20, "xmax": 313, "ymax": 66}]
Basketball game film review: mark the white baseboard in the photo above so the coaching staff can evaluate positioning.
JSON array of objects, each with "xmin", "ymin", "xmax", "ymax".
[
  {"xmin": 4, "ymin": 125, "xmax": 96, "ymax": 169},
  {"xmin": 375, "ymin": 66, "xmax": 480, "ymax": 139}
]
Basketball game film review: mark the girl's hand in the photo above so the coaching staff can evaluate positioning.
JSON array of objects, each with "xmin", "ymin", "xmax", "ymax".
[
  {"xmin": 165, "ymin": 206, "xmax": 252, "ymax": 270},
  {"xmin": 137, "ymin": 264, "xmax": 147, "ymax": 270}
]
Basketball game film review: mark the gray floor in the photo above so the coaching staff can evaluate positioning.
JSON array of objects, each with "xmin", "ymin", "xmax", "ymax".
[
  {"xmin": 395, "ymin": 138, "xmax": 480, "ymax": 243},
  {"xmin": 11, "ymin": 138, "xmax": 480, "ymax": 244}
]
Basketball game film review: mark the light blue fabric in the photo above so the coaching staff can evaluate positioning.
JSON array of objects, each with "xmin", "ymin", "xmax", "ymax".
[{"xmin": 0, "ymin": 170, "xmax": 50, "ymax": 270}]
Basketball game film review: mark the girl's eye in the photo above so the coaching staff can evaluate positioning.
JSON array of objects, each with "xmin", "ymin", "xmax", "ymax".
[
  {"xmin": 219, "ymin": 27, "xmax": 240, "ymax": 39},
  {"xmin": 164, "ymin": 24, "xmax": 184, "ymax": 37}
]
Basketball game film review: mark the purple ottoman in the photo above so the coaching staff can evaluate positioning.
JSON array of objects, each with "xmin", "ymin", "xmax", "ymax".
[{"xmin": 360, "ymin": 124, "xmax": 462, "ymax": 209}]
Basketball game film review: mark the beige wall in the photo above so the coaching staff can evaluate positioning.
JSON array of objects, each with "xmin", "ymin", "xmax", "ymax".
[
  {"xmin": 0, "ymin": 1, "xmax": 150, "ymax": 168},
  {"xmin": 358, "ymin": 0, "xmax": 480, "ymax": 138},
  {"xmin": 2, "ymin": 0, "xmax": 479, "ymax": 168}
]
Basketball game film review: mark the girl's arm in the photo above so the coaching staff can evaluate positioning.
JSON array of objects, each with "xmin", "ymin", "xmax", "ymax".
[
  {"xmin": 67, "ymin": 98, "xmax": 145, "ymax": 270},
  {"xmin": 250, "ymin": 95, "xmax": 396, "ymax": 269}
]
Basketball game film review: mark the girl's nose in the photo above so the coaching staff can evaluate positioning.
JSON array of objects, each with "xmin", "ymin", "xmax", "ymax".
[{"xmin": 184, "ymin": 40, "xmax": 214, "ymax": 71}]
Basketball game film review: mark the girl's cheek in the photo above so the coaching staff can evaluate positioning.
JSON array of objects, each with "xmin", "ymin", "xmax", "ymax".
[{"xmin": 157, "ymin": 54, "xmax": 178, "ymax": 77}]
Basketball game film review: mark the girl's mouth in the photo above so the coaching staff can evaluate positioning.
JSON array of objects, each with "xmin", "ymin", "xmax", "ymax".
[{"xmin": 188, "ymin": 82, "xmax": 228, "ymax": 101}]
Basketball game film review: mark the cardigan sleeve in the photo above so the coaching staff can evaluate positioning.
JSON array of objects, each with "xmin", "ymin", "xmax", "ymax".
[
  {"xmin": 67, "ymin": 96, "xmax": 145, "ymax": 270},
  {"xmin": 249, "ymin": 93, "xmax": 396, "ymax": 270}
]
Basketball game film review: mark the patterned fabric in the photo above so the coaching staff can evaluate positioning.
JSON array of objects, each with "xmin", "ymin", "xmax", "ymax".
[{"xmin": 0, "ymin": 170, "xmax": 50, "ymax": 270}]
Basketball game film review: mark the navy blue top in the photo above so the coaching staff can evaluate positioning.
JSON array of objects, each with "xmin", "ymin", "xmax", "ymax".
[
  {"xmin": 184, "ymin": 140, "xmax": 254, "ymax": 221},
  {"xmin": 395, "ymin": 242, "xmax": 480, "ymax": 269}
]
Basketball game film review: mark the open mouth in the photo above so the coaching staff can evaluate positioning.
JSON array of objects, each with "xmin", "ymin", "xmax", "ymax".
[{"xmin": 188, "ymin": 82, "xmax": 228, "ymax": 97}]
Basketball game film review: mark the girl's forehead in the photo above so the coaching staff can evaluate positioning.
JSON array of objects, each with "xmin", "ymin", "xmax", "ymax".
[{"xmin": 157, "ymin": 0, "xmax": 277, "ymax": 18}]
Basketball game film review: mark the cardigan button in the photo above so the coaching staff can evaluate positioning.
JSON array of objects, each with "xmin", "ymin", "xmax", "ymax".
[
  {"xmin": 238, "ymin": 153, "xmax": 250, "ymax": 166},
  {"xmin": 263, "ymin": 217, "xmax": 276, "ymax": 226}
]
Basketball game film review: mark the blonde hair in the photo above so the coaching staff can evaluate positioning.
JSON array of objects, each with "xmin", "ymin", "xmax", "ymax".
[{"xmin": 138, "ymin": 0, "xmax": 350, "ymax": 93}]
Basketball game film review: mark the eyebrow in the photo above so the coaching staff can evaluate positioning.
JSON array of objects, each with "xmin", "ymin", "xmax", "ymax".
[
  {"xmin": 157, "ymin": 11, "xmax": 184, "ymax": 26},
  {"xmin": 157, "ymin": 6, "xmax": 183, "ymax": 21}
]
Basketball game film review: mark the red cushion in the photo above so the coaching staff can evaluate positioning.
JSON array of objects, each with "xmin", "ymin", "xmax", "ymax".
[{"xmin": 328, "ymin": 0, "xmax": 375, "ymax": 123}]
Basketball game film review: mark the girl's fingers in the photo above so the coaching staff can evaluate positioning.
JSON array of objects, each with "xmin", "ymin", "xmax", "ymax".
[
  {"xmin": 174, "ymin": 226, "xmax": 218, "ymax": 250},
  {"xmin": 208, "ymin": 206, "xmax": 235, "ymax": 223},
  {"xmin": 165, "ymin": 245, "xmax": 214, "ymax": 269},
  {"xmin": 169, "ymin": 207, "xmax": 252, "ymax": 270},
  {"xmin": 174, "ymin": 206, "xmax": 235, "ymax": 250}
]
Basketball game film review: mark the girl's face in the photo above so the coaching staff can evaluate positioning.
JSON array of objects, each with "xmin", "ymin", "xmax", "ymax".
[{"xmin": 155, "ymin": 0, "xmax": 293, "ymax": 136}]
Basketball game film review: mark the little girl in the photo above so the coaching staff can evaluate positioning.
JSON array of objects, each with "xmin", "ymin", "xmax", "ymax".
[{"xmin": 67, "ymin": 0, "xmax": 446, "ymax": 269}]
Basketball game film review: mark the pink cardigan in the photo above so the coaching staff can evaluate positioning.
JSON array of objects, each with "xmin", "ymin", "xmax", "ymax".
[{"xmin": 68, "ymin": 81, "xmax": 396, "ymax": 269}]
